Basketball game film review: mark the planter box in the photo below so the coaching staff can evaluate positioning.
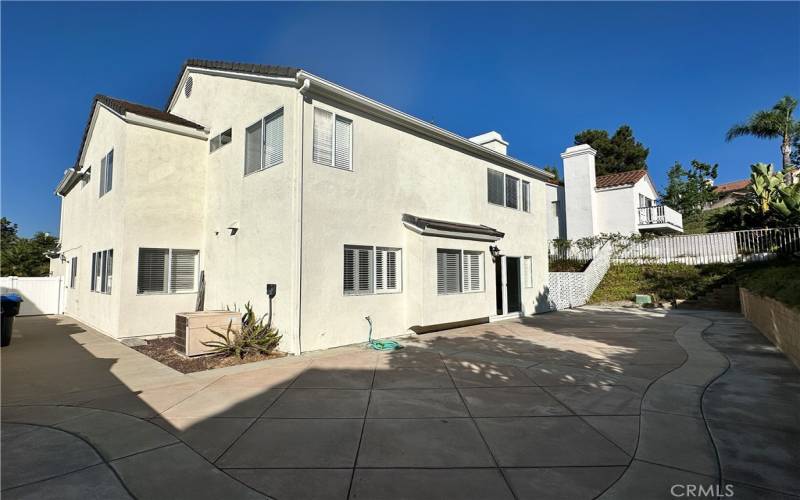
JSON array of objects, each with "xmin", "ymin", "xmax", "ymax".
[
  {"xmin": 739, "ymin": 288, "xmax": 800, "ymax": 369},
  {"xmin": 175, "ymin": 311, "xmax": 242, "ymax": 357}
]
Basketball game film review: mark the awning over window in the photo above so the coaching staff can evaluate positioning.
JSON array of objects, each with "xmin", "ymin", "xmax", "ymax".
[{"xmin": 402, "ymin": 214, "xmax": 504, "ymax": 242}]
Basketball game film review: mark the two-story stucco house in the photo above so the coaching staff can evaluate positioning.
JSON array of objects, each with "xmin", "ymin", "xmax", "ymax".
[
  {"xmin": 546, "ymin": 144, "xmax": 683, "ymax": 242},
  {"xmin": 51, "ymin": 59, "xmax": 553, "ymax": 354}
]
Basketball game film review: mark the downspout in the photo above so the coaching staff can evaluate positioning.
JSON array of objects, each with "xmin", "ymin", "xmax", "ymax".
[{"xmin": 294, "ymin": 77, "xmax": 311, "ymax": 354}]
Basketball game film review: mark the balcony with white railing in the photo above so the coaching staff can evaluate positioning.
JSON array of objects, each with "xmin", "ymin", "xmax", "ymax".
[{"xmin": 637, "ymin": 204, "xmax": 683, "ymax": 233}]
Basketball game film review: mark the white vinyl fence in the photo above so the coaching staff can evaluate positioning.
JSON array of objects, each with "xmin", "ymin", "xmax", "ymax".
[
  {"xmin": 613, "ymin": 227, "xmax": 800, "ymax": 265},
  {"xmin": 0, "ymin": 276, "xmax": 64, "ymax": 316}
]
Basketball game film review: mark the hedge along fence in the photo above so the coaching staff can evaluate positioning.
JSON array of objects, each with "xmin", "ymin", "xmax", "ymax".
[{"xmin": 612, "ymin": 227, "xmax": 800, "ymax": 265}]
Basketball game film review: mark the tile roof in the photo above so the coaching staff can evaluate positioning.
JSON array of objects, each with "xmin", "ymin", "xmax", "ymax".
[
  {"xmin": 73, "ymin": 95, "xmax": 205, "ymax": 169},
  {"xmin": 166, "ymin": 59, "xmax": 299, "ymax": 110},
  {"xmin": 714, "ymin": 179, "xmax": 751, "ymax": 194},
  {"xmin": 595, "ymin": 170, "xmax": 648, "ymax": 189}
]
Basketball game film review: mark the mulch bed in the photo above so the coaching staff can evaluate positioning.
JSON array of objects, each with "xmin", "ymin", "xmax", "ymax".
[{"xmin": 132, "ymin": 337, "xmax": 286, "ymax": 374}]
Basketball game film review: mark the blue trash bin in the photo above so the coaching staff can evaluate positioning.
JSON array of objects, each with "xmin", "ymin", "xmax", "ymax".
[{"xmin": 1, "ymin": 294, "xmax": 24, "ymax": 347}]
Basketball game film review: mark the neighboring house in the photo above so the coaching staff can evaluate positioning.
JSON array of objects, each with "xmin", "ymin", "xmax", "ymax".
[
  {"xmin": 707, "ymin": 179, "xmax": 752, "ymax": 210},
  {"xmin": 546, "ymin": 145, "xmax": 683, "ymax": 242},
  {"xmin": 51, "ymin": 59, "xmax": 553, "ymax": 354}
]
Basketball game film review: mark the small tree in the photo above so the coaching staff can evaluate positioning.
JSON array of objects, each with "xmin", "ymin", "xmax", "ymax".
[
  {"xmin": 0, "ymin": 218, "xmax": 59, "ymax": 277},
  {"xmin": 660, "ymin": 160, "xmax": 718, "ymax": 217},
  {"xmin": 574, "ymin": 125, "xmax": 650, "ymax": 176}
]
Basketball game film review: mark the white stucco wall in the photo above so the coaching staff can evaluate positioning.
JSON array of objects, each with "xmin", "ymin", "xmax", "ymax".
[
  {"xmin": 56, "ymin": 106, "xmax": 127, "ymax": 336},
  {"xmin": 562, "ymin": 145, "xmax": 598, "ymax": 240},
  {"xmin": 297, "ymin": 93, "xmax": 549, "ymax": 352},
  {"xmin": 546, "ymin": 183, "xmax": 566, "ymax": 240}
]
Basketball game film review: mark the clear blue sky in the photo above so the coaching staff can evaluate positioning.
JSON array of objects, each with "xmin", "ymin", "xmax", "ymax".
[{"xmin": 2, "ymin": 2, "xmax": 798, "ymax": 236}]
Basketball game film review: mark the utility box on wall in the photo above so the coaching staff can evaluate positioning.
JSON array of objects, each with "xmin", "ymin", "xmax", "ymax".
[{"xmin": 175, "ymin": 311, "xmax": 242, "ymax": 357}]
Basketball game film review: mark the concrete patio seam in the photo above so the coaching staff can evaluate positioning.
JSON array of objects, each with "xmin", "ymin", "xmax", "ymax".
[
  {"xmin": 0, "ymin": 420, "xmax": 138, "ymax": 498},
  {"xmin": 439, "ymin": 351, "xmax": 520, "ymax": 500},
  {"xmin": 345, "ymin": 352, "xmax": 379, "ymax": 500}
]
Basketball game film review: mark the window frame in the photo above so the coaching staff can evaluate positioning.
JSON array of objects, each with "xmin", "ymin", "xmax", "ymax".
[
  {"xmin": 69, "ymin": 256, "xmax": 77, "ymax": 288},
  {"xmin": 505, "ymin": 175, "xmax": 520, "ymax": 209},
  {"xmin": 487, "ymin": 168, "xmax": 532, "ymax": 213},
  {"xmin": 523, "ymin": 256, "xmax": 533, "ymax": 288},
  {"xmin": 522, "ymin": 181, "xmax": 530, "ymax": 212},
  {"xmin": 98, "ymin": 150, "xmax": 113, "ymax": 198},
  {"xmin": 210, "ymin": 128, "xmax": 232, "ymax": 153},
  {"xmin": 313, "ymin": 107, "xmax": 354, "ymax": 171},
  {"xmin": 487, "ymin": 168, "xmax": 505, "ymax": 206},
  {"xmin": 244, "ymin": 107, "xmax": 284, "ymax": 177},
  {"xmin": 90, "ymin": 249, "xmax": 113, "ymax": 294},
  {"xmin": 343, "ymin": 245, "xmax": 402, "ymax": 296},
  {"xmin": 437, "ymin": 249, "xmax": 484, "ymax": 295},
  {"xmin": 136, "ymin": 248, "xmax": 199, "ymax": 295}
]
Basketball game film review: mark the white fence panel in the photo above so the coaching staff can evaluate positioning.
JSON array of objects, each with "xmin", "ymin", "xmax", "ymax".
[
  {"xmin": 545, "ymin": 242, "xmax": 612, "ymax": 311},
  {"xmin": 0, "ymin": 277, "xmax": 63, "ymax": 315}
]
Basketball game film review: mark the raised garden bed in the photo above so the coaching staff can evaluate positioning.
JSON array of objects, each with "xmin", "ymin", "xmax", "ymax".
[{"xmin": 132, "ymin": 337, "xmax": 286, "ymax": 374}]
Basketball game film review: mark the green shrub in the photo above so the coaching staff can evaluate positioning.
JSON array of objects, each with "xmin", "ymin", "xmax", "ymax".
[
  {"xmin": 737, "ymin": 261, "xmax": 800, "ymax": 310},
  {"xmin": 202, "ymin": 302, "xmax": 282, "ymax": 358}
]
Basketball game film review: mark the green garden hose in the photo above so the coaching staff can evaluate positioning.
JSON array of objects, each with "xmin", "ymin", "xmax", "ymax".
[{"xmin": 365, "ymin": 316, "xmax": 402, "ymax": 351}]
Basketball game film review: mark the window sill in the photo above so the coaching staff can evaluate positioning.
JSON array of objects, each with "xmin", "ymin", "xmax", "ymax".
[
  {"xmin": 343, "ymin": 291, "xmax": 402, "ymax": 297},
  {"xmin": 243, "ymin": 161, "xmax": 282, "ymax": 178},
  {"xmin": 314, "ymin": 160, "xmax": 353, "ymax": 172},
  {"xmin": 137, "ymin": 291, "xmax": 198, "ymax": 296}
]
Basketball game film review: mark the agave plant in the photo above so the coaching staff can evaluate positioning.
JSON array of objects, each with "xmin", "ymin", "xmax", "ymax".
[{"xmin": 202, "ymin": 302, "xmax": 282, "ymax": 358}]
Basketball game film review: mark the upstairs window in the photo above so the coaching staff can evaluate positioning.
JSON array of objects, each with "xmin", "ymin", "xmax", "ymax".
[
  {"xmin": 137, "ymin": 248, "xmax": 199, "ymax": 294},
  {"xmin": 487, "ymin": 169, "xmax": 504, "ymax": 205},
  {"xmin": 244, "ymin": 108, "xmax": 284, "ymax": 175},
  {"xmin": 99, "ymin": 150, "xmax": 113, "ymax": 197},
  {"xmin": 210, "ymin": 128, "xmax": 232, "ymax": 153},
  {"xmin": 313, "ymin": 108, "xmax": 352, "ymax": 170},
  {"xmin": 90, "ymin": 249, "xmax": 113, "ymax": 293},
  {"xmin": 522, "ymin": 181, "xmax": 530, "ymax": 212},
  {"xmin": 505, "ymin": 175, "xmax": 519, "ymax": 209}
]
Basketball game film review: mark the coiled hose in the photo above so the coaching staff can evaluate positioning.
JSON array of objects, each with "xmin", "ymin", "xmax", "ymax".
[{"xmin": 365, "ymin": 316, "xmax": 401, "ymax": 351}]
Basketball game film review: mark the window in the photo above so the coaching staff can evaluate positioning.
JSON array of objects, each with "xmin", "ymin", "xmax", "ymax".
[
  {"xmin": 505, "ymin": 175, "xmax": 519, "ymax": 209},
  {"xmin": 524, "ymin": 256, "xmax": 533, "ymax": 288},
  {"xmin": 375, "ymin": 247, "xmax": 401, "ymax": 293},
  {"xmin": 522, "ymin": 181, "xmax": 530, "ymax": 212},
  {"xmin": 438, "ymin": 249, "xmax": 484, "ymax": 294},
  {"xmin": 462, "ymin": 251, "xmax": 484, "ymax": 292},
  {"xmin": 487, "ymin": 169, "xmax": 504, "ymax": 205},
  {"xmin": 551, "ymin": 201, "xmax": 560, "ymax": 217},
  {"xmin": 90, "ymin": 250, "xmax": 113, "ymax": 293},
  {"xmin": 69, "ymin": 257, "xmax": 77, "ymax": 288},
  {"xmin": 244, "ymin": 108, "xmax": 284, "ymax": 175},
  {"xmin": 343, "ymin": 245, "xmax": 401, "ymax": 295},
  {"xmin": 99, "ymin": 150, "xmax": 113, "ymax": 197},
  {"xmin": 137, "ymin": 248, "xmax": 199, "ymax": 294},
  {"xmin": 437, "ymin": 250, "xmax": 461, "ymax": 294},
  {"xmin": 210, "ymin": 128, "xmax": 232, "ymax": 153},
  {"xmin": 639, "ymin": 194, "xmax": 653, "ymax": 208},
  {"xmin": 488, "ymin": 168, "xmax": 531, "ymax": 212},
  {"xmin": 313, "ymin": 108, "xmax": 352, "ymax": 170}
]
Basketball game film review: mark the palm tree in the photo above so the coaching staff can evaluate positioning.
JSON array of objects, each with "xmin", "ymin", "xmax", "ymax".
[{"xmin": 726, "ymin": 96, "xmax": 800, "ymax": 169}]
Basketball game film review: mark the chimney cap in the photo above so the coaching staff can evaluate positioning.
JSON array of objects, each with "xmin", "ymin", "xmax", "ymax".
[
  {"xmin": 561, "ymin": 144, "xmax": 597, "ymax": 159},
  {"xmin": 469, "ymin": 131, "xmax": 508, "ymax": 146}
]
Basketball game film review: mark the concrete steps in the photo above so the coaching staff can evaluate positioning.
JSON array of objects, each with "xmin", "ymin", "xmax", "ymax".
[{"xmin": 680, "ymin": 284, "xmax": 740, "ymax": 311}]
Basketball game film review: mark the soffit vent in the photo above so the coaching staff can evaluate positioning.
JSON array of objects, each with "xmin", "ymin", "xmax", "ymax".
[{"xmin": 184, "ymin": 76, "xmax": 193, "ymax": 98}]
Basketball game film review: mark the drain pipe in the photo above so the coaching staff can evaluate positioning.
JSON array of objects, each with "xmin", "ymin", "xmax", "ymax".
[{"xmin": 292, "ymin": 76, "xmax": 311, "ymax": 355}]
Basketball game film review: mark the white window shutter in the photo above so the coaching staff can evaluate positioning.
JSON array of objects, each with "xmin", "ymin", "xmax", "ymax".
[
  {"xmin": 375, "ymin": 249, "xmax": 384, "ymax": 291},
  {"xmin": 343, "ymin": 247, "xmax": 356, "ymax": 294},
  {"xmin": 334, "ymin": 116, "xmax": 352, "ymax": 170},
  {"xmin": 263, "ymin": 109, "xmax": 284, "ymax": 168},
  {"xmin": 99, "ymin": 157, "xmax": 106, "ymax": 197},
  {"xmin": 313, "ymin": 108, "xmax": 333, "ymax": 166},
  {"xmin": 105, "ymin": 150, "xmax": 113, "ymax": 193},
  {"xmin": 522, "ymin": 181, "xmax": 530, "ymax": 212},
  {"xmin": 170, "ymin": 250, "xmax": 197, "ymax": 292},
  {"xmin": 386, "ymin": 249, "xmax": 398, "ymax": 291},
  {"xmin": 357, "ymin": 248, "xmax": 372, "ymax": 293},
  {"xmin": 105, "ymin": 250, "xmax": 113, "ymax": 293},
  {"xmin": 437, "ymin": 249, "xmax": 461, "ymax": 294},
  {"xmin": 505, "ymin": 175, "xmax": 519, "ymax": 209},
  {"xmin": 462, "ymin": 251, "xmax": 483, "ymax": 292}
]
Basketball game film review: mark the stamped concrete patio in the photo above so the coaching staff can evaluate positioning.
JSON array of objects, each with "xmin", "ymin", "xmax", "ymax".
[{"xmin": 2, "ymin": 308, "xmax": 798, "ymax": 499}]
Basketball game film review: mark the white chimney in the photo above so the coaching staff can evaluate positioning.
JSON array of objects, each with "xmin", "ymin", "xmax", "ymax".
[
  {"xmin": 469, "ymin": 131, "xmax": 508, "ymax": 155},
  {"xmin": 561, "ymin": 144, "xmax": 598, "ymax": 240}
]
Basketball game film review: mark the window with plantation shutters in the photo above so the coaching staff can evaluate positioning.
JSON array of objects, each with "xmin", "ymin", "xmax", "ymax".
[
  {"xmin": 505, "ymin": 175, "xmax": 519, "ymax": 209},
  {"xmin": 437, "ymin": 249, "xmax": 462, "ymax": 294},
  {"xmin": 375, "ymin": 247, "xmax": 401, "ymax": 293},
  {"xmin": 522, "ymin": 181, "xmax": 530, "ymax": 212},
  {"xmin": 137, "ymin": 248, "xmax": 198, "ymax": 294},
  {"xmin": 314, "ymin": 108, "xmax": 353, "ymax": 170},
  {"xmin": 488, "ymin": 169, "xmax": 504, "ymax": 205},
  {"xmin": 343, "ymin": 245, "xmax": 401, "ymax": 295},
  {"xmin": 244, "ymin": 108, "xmax": 284, "ymax": 175},
  {"xmin": 462, "ymin": 251, "xmax": 483, "ymax": 292}
]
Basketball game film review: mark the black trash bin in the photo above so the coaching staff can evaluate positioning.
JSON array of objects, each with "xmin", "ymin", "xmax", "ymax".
[{"xmin": 1, "ymin": 294, "xmax": 23, "ymax": 347}]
